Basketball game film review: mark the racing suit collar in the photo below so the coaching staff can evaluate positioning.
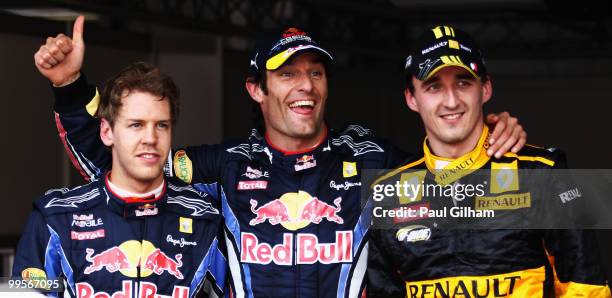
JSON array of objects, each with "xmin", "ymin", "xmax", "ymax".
[
  {"xmin": 104, "ymin": 172, "xmax": 167, "ymax": 218},
  {"xmin": 423, "ymin": 125, "xmax": 491, "ymax": 185},
  {"xmin": 263, "ymin": 128, "xmax": 329, "ymax": 156},
  {"xmin": 248, "ymin": 127, "xmax": 331, "ymax": 172}
]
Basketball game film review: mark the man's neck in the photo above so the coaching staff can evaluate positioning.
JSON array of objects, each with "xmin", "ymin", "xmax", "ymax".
[
  {"xmin": 265, "ymin": 125, "xmax": 328, "ymax": 154},
  {"xmin": 427, "ymin": 122, "xmax": 485, "ymax": 159},
  {"xmin": 107, "ymin": 171, "xmax": 164, "ymax": 195}
]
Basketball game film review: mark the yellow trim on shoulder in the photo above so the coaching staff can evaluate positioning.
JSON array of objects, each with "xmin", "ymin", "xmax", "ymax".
[
  {"xmin": 503, "ymin": 152, "xmax": 555, "ymax": 167},
  {"xmin": 555, "ymin": 281, "xmax": 612, "ymax": 298},
  {"xmin": 370, "ymin": 157, "xmax": 425, "ymax": 188},
  {"xmin": 85, "ymin": 88, "xmax": 100, "ymax": 117}
]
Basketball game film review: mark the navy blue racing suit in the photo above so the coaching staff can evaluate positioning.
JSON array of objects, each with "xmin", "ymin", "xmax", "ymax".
[
  {"xmin": 13, "ymin": 175, "xmax": 227, "ymax": 298},
  {"xmin": 50, "ymin": 74, "xmax": 407, "ymax": 298}
]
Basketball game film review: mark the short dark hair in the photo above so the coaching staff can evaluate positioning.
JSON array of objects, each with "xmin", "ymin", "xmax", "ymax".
[{"xmin": 97, "ymin": 62, "xmax": 180, "ymax": 126}]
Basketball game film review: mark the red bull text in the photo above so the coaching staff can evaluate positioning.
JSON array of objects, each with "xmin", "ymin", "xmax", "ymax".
[
  {"xmin": 76, "ymin": 281, "xmax": 189, "ymax": 298},
  {"xmin": 241, "ymin": 231, "xmax": 353, "ymax": 265}
]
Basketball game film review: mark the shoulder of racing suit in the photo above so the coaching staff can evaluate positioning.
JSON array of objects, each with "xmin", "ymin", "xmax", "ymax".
[
  {"xmin": 34, "ymin": 180, "xmax": 105, "ymax": 216},
  {"xmin": 499, "ymin": 144, "xmax": 566, "ymax": 169}
]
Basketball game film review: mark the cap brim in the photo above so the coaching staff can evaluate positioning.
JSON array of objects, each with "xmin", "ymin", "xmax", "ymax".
[
  {"xmin": 266, "ymin": 44, "xmax": 333, "ymax": 70},
  {"xmin": 423, "ymin": 62, "xmax": 479, "ymax": 81}
]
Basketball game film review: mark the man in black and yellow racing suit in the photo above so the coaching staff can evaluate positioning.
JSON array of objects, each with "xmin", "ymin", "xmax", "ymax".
[{"xmin": 367, "ymin": 25, "xmax": 611, "ymax": 298}]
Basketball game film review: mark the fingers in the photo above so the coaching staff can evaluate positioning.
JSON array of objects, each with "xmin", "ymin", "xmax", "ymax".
[
  {"xmin": 35, "ymin": 45, "xmax": 58, "ymax": 68},
  {"xmin": 72, "ymin": 15, "xmax": 85, "ymax": 44},
  {"xmin": 486, "ymin": 112, "xmax": 509, "ymax": 146},
  {"xmin": 35, "ymin": 34, "xmax": 74, "ymax": 69},
  {"xmin": 486, "ymin": 112, "xmax": 524, "ymax": 158}
]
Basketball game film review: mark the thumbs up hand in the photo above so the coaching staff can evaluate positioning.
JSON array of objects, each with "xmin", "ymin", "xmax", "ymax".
[{"xmin": 34, "ymin": 15, "xmax": 85, "ymax": 87}]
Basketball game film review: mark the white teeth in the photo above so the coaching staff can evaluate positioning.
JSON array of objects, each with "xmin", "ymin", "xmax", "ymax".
[
  {"xmin": 442, "ymin": 113, "xmax": 462, "ymax": 120},
  {"xmin": 141, "ymin": 154, "xmax": 155, "ymax": 159},
  {"xmin": 289, "ymin": 100, "xmax": 314, "ymax": 108}
]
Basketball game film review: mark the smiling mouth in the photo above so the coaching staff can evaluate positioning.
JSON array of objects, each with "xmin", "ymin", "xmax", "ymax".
[
  {"xmin": 137, "ymin": 153, "xmax": 160, "ymax": 161},
  {"xmin": 440, "ymin": 112, "xmax": 464, "ymax": 121},
  {"xmin": 288, "ymin": 100, "xmax": 315, "ymax": 114}
]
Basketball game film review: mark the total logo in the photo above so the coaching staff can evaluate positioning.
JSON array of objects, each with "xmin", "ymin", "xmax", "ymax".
[
  {"xmin": 241, "ymin": 231, "xmax": 353, "ymax": 265},
  {"xmin": 76, "ymin": 281, "xmax": 189, "ymax": 298},
  {"xmin": 84, "ymin": 240, "xmax": 183, "ymax": 279},
  {"xmin": 249, "ymin": 191, "xmax": 343, "ymax": 230}
]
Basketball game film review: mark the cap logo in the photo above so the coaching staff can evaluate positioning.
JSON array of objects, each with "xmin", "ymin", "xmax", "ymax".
[
  {"xmin": 432, "ymin": 26, "xmax": 455, "ymax": 39},
  {"xmin": 405, "ymin": 55, "xmax": 413, "ymax": 69},
  {"xmin": 250, "ymin": 53, "xmax": 259, "ymax": 69},
  {"xmin": 283, "ymin": 27, "xmax": 307, "ymax": 38},
  {"xmin": 448, "ymin": 39, "xmax": 459, "ymax": 50}
]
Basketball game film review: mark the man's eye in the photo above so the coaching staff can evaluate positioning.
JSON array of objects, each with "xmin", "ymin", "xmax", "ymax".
[
  {"xmin": 311, "ymin": 70, "xmax": 322, "ymax": 77},
  {"xmin": 157, "ymin": 123, "xmax": 169, "ymax": 129},
  {"xmin": 129, "ymin": 123, "xmax": 142, "ymax": 128},
  {"xmin": 281, "ymin": 72, "xmax": 293, "ymax": 78},
  {"xmin": 457, "ymin": 80, "xmax": 471, "ymax": 87},
  {"xmin": 426, "ymin": 84, "xmax": 440, "ymax": 92}
]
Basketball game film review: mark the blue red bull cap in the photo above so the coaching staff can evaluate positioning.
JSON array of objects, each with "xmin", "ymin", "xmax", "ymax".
[{"xmin": 249, "ymin": 26, "xmax": 333, "ymax": 76}]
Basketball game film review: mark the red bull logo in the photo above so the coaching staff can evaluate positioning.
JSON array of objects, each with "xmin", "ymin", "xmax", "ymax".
[
  {"xmin": 282, "ymin": 27, "xmax": 307, "ymax": 38},
  {"xmin": 76, "ymin": 281, "xmax": 189, "ymax": 298},
  {"xmin": 241, "ymin": 231, "xmax": 353, "ymax": 265},
  {"xmin": 84, "ymin": 240, "xmax": 183, "ymax": 279},
  {"xmin": 249, "ymin": 191, "xmax": 344, "ymax": 230},
  {"xmin": 143, "ymin": 248, "xmax": 184, "ymax": 279},
  {"xmin": 294, "ymin": 155, "xmax": 317, "ymax": 171}
]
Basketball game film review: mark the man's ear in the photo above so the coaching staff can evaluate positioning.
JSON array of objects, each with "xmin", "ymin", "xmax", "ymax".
[
  {"xmin": 404, "ymin": 88, "xmax": 419, "ymax": 112},
  {"xmin": 482, "ymin": 76, "xmax": 493, "ymax": 104},
  {"xmin": 245, "ymin": 79, "xmax": 264, "ymax": 104},
  {"xmin": 100, "ymin": 118, "xmax": 114, "ymax": 147}
]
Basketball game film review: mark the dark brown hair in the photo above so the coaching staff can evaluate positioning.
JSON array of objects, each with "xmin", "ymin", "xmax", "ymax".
[{"xmin": 97, "ymin": 62, "xmax": 180, "ymax": 126}]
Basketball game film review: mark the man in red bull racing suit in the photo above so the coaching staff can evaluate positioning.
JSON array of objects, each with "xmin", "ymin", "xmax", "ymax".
[
  {"xmin": 32, "ymin": 17, "xmax": 527, "ymax": 298},
  {"xmin": 13, "ymin": 62, "xmax": 226, "ymax": 298},
  {"xmin": 367, "ymin": 25, "xmax": 611, "ymax": 297}
]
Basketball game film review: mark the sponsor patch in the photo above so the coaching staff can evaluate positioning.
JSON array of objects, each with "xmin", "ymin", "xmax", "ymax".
[
  {"xmin": 241, "ymin": 231, "xmax": 352, "ymax": 265},
  {"xmin": 249, "ymin": 191, "xmax": 343, "ymax": 231},
  {"xmin": 71, "ymin": 229, "xmax": 105, "ymax": 240},
  {"xmin": 396, "ymin": 225, "xmax": 431, "ymax": 243},
  {"xmin": 294, "ymin": 155, "xmax": 317, "ymax": 171},
  {"xmin": 85, "ymin": 240, "xmax": 183, "ymax": 279},
  {"xmin": 490, "ymin": 161, "xmax": 519, "ymax": 193},
  {"xmin": 559, "ymin": 188, "xmax": 582, "ymax": 204},
  {"xmin": 76, "ymin": 281, "xmax": 189, "ymax": 298},
  {"xmin": 21, "ymin": 268, "xmax": 47, "ymax": 281},
  {"xmin": 167, "ymin": 234, "xmax": 197, "ymax": 247},
  {"xmin": 398, "ymin": 171, "xmax": 427, "ymax": 204},
  {"xmin": 135, "ymin": 204, "xmax": 158, "ymax": 217},
  {"xmin": 242, "ymin": 166, "xmax": 269, "ymax": 179},
  {"xmin": 173, "ymin": 150, "xmax": 193, "ymax": 184},
  {"xmin": 342, "ymin": 161, "xmax": 357, "ymax": 178},
  {"xmin": 179, "ymin": 217, "xmax": 192, "ymax": 234},
  {"xmin": 392, "ymin": 202, "xmax": 430, "ymax": 224},
  {"xmin": 72, "ymin": 213, "xmax": 103, "ymax": 228},
  {"xmin": 476, "ymin": 192, "xmax": 531, "ymax": 210},
  {"xmin": 329, "ymin": 180, "xmax": 361, "ymax": 191},
  {"xmin": 237, "ymin": 180, "xmax": 268, "ymax": 190}
]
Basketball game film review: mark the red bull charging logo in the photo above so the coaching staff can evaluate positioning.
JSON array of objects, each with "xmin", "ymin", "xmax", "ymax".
[
  {"xmin": 84, "ymin": 240, "xmax": 183, "ymax": 279},
  {"xmin": 249, "ymin": 190, "xmax": 343, "ymax": 231},
  {"xmin": 243, "ymin": 191, "xmax": 352, "ymax": 265}
]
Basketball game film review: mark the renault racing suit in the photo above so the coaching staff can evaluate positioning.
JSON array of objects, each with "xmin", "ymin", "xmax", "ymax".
[
  {"xmin": 367, "ymin": 126, "xmax": 611, "ymax": 297},
  {"xmin": 13, "ymin": 175, "xmax": 226, "ymax": 298},
  {"xmin": 50, "ymin": 74, "xmax": 406, "ymax": 297}
]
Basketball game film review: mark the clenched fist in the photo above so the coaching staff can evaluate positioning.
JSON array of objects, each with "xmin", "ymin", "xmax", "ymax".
[{"xmin": 34, "ymin": 15, "xmax": 85, "ymax": 87}]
